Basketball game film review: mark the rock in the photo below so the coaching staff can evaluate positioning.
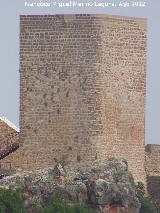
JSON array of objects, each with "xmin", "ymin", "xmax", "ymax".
[
  {"xmin": 52, "ymin": 163, "xmax": 65, "ymax": 178},
  {"xmin": 0, "ymin": 159, "xmax": 140, "ymax": 213},
  {"xmin": 65, "ymin": 180, "xmax": 88, "ymax": 203}
]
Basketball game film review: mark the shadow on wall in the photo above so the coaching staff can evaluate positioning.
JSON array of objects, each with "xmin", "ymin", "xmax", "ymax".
[{"xmin": 147, "ymin": 176, "xmax": 160, "ymax": 204}]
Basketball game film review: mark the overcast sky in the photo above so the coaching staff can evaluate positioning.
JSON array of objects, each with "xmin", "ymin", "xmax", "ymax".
[{"xmin": 0, "ymin": 0, "xmax": 159, "ymax": 144}]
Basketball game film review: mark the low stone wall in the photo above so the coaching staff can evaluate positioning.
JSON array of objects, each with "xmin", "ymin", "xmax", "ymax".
[
  {"xmin": 145, "ymin": 144, "xmax": 160, "ymax": 203},
  {"xmin": 0, "ymin": 117, "xmax": 19, "ymax": 169},
  {"xmin": 147, "ymin": 176, "xmax": 160, "ymax": 203}
]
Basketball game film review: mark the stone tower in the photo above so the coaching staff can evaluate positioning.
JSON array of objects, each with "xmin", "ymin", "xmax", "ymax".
[{"xmin": 19, "ymin": 15, "xmax": 147, "ymax": 183}]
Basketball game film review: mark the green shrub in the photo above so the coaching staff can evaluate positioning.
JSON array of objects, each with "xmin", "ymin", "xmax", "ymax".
[
  {"xmin": 40, "ymin": 189, "xmax": 97, "ymax": 213},
  {"xmin": 40, "ymin": 201, "xmax": 97, "ymax": 213},
  {"xmin": 136, "ymin": 182, "xmax": 160, "ymax": 213},
  {"xmin": 0, "ymin": 188, "xmax": 26, "ymax": 213},
  {"xmin": 138, "ymin": 196, "xmax": 158, "ymax": 213}
]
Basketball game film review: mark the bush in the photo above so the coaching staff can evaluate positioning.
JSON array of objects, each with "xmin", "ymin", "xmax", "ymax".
[
  {"xmin": 136, "ymin": 182, "xmax": 160, "ymax": 213},
  {"xmin": 0, "ymin": 188, "xmax": 26, "ymax": 213},
  {"xmin": 40, "ymin": 202, "xmax": 97, "ymax": 213},
  {"xmin": 139, "ymin": 196, "xmax": 159, "ymax": 213},
  {"xmin": 40, "ymin": 189, "xmax": 97, "ymax": 213}
]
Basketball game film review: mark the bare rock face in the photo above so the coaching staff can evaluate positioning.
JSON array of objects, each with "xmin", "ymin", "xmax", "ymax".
[
  {"xmin": 0, "ymin": 159, "xmax": 140, "ymax": 213},
  {"xmin": 63, "ymin": 159, "xmax": 140, "ymax": 213}
]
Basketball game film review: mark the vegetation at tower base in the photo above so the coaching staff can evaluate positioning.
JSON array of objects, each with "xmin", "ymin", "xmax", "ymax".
[
  {"xmin": 0, "ymin": 187, "xmax": 95, "ymax": 213},
  {"xmin": 0, "ymin": 187, "xmax": 160, "ymax": 213},
  {"xmin": 39, "ymin": 188, "xmax": 97, "ymax": 213},
  {"xmin": 0, "ymin": 188, "xmax": 26, "ymax": 213},
  {"xmin": 135, "ymin": 182, "xmax": 160, "ymax": 213}
]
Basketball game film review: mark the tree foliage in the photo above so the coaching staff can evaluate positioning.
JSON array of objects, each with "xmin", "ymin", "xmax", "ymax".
[
  {"xmin": 39, "ymin": 188, "xmax": 97, "ymax": 213},
  {"xmin": 0, "ymin": 188, "xmax": 26, "ymax": 213}
]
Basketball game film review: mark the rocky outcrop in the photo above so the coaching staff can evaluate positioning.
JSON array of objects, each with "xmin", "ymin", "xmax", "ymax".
[{"xmin": 0, "ymin": 159, "xmax": 140, "ymax": 213}]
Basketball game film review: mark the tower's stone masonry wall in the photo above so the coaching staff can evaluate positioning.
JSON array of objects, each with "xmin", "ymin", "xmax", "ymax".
[{"xmin": 18, "ymin": 15, "xmax": 147, "ymax": 183}]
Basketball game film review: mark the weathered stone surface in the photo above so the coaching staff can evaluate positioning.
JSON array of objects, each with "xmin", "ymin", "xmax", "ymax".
[{"xmin": 0, "ymin": 159, "xmax": 140, "ymax": 213}]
